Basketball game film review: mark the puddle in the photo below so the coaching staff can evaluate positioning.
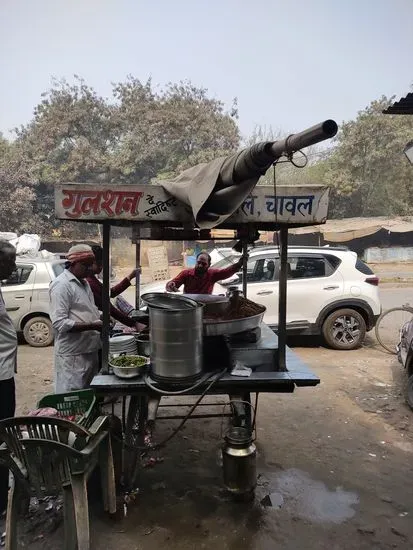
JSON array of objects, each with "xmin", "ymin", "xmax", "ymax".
[{"xmin": 259, "ymin": 469, "xmax": 359, "ymax": 524}]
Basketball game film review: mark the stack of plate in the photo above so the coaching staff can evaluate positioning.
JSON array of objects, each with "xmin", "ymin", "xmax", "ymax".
[{"xmin": 109, "ymin": 334, "xmax": 137, "ymax": 356}]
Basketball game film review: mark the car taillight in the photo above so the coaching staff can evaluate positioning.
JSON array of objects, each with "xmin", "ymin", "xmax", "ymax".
[{"xmin": 365, "ymin": 277, "xmax": 379, "ymax": 286}]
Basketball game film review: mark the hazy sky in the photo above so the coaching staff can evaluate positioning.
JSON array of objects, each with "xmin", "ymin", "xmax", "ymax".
[{"xmin": 1, "ymin": 0, "xmax": 412, "ymax": 140}]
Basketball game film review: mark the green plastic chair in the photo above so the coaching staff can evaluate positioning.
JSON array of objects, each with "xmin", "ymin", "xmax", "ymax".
[
  {"xmin": 38, "ymin": 389, "xmax": 99, "ymax": 429},
  {"xmin": 0, "ymin": 415, "xmax": 116, "ymax": 550}
]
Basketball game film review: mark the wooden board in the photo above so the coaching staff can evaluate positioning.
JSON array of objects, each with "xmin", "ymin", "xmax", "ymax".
[
  {"xmin": 55, "ymin": 184, "xmax": 329, "ymax": 228},
  {"xmin": 146, "ymin": 245, "xmax": 170, "ymax": 281}
]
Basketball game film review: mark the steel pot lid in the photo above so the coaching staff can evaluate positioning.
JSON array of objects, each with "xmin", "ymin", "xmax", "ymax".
[{"xmin": 141, "ymin": 292, "xmax": 201, "ymax": 310}]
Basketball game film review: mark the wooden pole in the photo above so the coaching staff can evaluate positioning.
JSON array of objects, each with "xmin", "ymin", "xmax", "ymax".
[
  {"xmin": 135, "ymin": 239, "xmax": 141, "ymax": 310},
  {"xmin": 101, "ymin": 223, "xmax": 111, "ymax": 374},
  {"xmin": 278, "ymin": 227, "xmax": 288, "ymax": 371},
  {"xmin": 242, "ymin": 239, "xmax": 248, "ymax": 298}
]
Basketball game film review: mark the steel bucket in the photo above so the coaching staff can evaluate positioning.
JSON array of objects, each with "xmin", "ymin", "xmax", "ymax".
[{"xmin": 143, "ymin": 293, "xmax": 204, "ymax": 383}]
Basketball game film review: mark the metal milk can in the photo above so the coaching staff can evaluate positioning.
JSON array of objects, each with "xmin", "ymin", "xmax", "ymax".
[{"xmin": 222, "ymin": 426, "xmax": 257, "ymax": 497}]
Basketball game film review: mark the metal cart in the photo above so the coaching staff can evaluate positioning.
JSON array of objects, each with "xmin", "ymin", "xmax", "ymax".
[{"xmin": 54, "ymin": 120, "xmax": 337, "ymax": 489}]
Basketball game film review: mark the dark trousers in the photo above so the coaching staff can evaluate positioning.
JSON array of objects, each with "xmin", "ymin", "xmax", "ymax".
[{"xmin": 0, "ymin": 378, "xmax": 15, "ymax": 513}]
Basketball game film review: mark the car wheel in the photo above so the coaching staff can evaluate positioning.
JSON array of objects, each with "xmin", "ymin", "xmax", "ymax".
[
  {"xmin": 23, "ymin": 316, "xmax": 54, "ymax": 347},
  {"xmin": 404, "ymin": 374, "xmax": 413, "ymax": 410},
  {"xmin": 322, "ymin": 308, "xmax": 366, "ymax": 350}
]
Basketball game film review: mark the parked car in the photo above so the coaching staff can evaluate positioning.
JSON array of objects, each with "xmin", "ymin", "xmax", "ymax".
[
  {"xmin": 1, "ymin": 256, "xmax": 66, "ymax": 347},
  {"xmin": 141, "ymin": 245, "xmax": 381, "ymax": 350},
  {"xmin": 397, "ymin": 321, "xmax": 413, "ymax": 409}
]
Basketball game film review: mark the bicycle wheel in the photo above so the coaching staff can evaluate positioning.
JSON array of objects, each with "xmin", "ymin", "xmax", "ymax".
[{"xmin": 375, "ymin": 306, "xmax": 413, "ymax": 354}]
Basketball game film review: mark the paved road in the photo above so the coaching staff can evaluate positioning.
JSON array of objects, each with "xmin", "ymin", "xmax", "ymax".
[{"xmin": 380, "ymin": 287, "xmax": 413, "ymax": 310}]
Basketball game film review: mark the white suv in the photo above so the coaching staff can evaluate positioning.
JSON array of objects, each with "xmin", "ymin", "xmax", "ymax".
[{"xmin": 141, "ymin": 246, "xmax": 381, "ymax": 350}]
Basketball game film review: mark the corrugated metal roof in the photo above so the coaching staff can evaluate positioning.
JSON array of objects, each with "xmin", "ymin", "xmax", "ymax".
[
  {"xmin": 383, "ymin": 92, "xmax": 413, "ymax": 115},
  {"xmin": 290, "ymin": 216, "xmax": 413, "ymax": 242}
]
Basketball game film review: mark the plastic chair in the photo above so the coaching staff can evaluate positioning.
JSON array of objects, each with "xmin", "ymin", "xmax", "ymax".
[{"xmin": 0, "ymin": 416, "xmax": 116, "ymax": 550}]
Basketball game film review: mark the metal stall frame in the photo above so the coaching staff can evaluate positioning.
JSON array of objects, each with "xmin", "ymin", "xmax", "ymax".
[{"xmin": 55, "ymin": 183, "xmax": 329, "ymax": 487}]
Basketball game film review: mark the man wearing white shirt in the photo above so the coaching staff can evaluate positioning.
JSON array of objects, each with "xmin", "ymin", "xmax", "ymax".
[
  {"xmin": 0, "ymin": 240, "xmax": 18, "ymax": 514},
  {"xmin": 49, "ymin": 244, "xmax": 103, "ymax": 393}
]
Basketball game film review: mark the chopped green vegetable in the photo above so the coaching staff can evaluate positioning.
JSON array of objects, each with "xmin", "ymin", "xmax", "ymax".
[{"xmin": 111, "ymin": 355, "xmax": 147, "ymax": 368}]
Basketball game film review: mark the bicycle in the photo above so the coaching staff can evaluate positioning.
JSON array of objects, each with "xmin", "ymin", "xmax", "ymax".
[{"xmin": 375, "ymin": 303, "xmax": 413, "ymax": 354}]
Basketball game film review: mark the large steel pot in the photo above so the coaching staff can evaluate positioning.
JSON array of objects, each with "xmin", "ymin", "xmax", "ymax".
[{"xmin": 142, "ymin": 293, "xmax": 204, "ymax": 383}]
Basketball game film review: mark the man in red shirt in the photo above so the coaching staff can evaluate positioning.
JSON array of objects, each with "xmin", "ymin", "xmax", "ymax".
[
  {"xmin": 86, "ymin": 245, "xmax": 145, "ymax": 330},
  {"xmin": 166, "ymin": 252, "xmax": 244, "ymax": 294}
]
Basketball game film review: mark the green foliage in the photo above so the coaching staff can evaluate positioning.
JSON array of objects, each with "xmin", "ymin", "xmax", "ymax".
[
  {"xmin": 0, "ymin": 136, "xmax": 37, "ymax": 232},
  {"xmin": 247, "ymin": 125, "xmax": 328, "ymax": 187},
  {"xmin": 1, "ymin": 77, "xmax": 239, "ymax": 235},
  {"xmin": 2, "ymin": 82, "xmax": 413, "ymax": 236},
  {"xmin": 322, "ymin": 96, "xmax": 413, "ymax": 218}
]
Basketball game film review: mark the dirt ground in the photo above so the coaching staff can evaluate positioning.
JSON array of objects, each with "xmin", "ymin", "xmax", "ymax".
[{"xmin": 6, "ymin": 324, "xmax": 413, "ymax": 549}]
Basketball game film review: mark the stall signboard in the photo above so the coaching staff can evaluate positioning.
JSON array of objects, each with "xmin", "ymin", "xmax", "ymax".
[{"xmin": 55, "ymin": 184, "xmax": 329, "ymax": 226}]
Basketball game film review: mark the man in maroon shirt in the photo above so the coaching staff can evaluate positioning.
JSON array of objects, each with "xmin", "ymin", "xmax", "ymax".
[
  {"xmin": 87, "ymin": 246, "xmax": 145, "ymax": 330},
  {"xmin": 166, "ymin": 252, "xmax": 244, "ymax": 294}
]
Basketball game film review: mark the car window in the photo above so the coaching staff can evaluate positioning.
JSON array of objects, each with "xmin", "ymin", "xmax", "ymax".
[
  {"xmin": 2, "ymin": 265, "xmax": 34, "ymax": 286},
  {"xmin": 212, "ymin": 255, "xmax": 239, "ymax": 269},
  {"xmin": 246, "ymin": 257, "xmax": 279, "ymax": 282},
  {"xmin": 52, "ymin": 262, "xmax": 65, "ymax": 277},
  {"xmin": 217, "ymin": 249, "xmax": 234, "ymax": 259},
  {"xmin": 288, "ymin": 256, "xmax": 327, "ymax": 279},
  {"xmin": 355, "ymin": 258, "xmax": 373, "ymax": 275}
]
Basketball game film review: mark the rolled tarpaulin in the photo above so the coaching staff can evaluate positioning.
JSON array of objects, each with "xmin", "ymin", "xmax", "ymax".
[{"xmin": 161, "ymin": 120, "xmax": 338, "ymax": 229}]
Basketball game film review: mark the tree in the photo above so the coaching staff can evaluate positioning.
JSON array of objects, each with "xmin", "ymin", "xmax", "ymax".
[
  {"xmin": 246, "ymin": 125, "xmax": 327, "ymax": 187},
  {"xmin": 0, "ymin": 136, "xmax": 37, "ymax": 233},
  {"xmin": 321, "ymin": 96, "xmax": 413, "ymax": 218},
  {"xmin": 111, "ymin": 78, "xmax": 240, "ymax": 183},
  {"xmin": 1, "ymin": 77, "xmax": 240, "ymax": 235}
]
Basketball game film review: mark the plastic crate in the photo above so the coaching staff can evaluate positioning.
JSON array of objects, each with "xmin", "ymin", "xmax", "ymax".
[{"xmin": 37, "ymin": 389, "xmax": 98, "ymax": 428}]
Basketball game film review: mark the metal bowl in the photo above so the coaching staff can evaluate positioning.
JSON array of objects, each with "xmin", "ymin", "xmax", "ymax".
[
  {"xmin": 203, "ymin": 308, "xmax": 266, "ymax": 337},
  {"xmin": 135, "ymin": 332, "xmax": 151, "ymax": 357},
  {"xmin": 109, "ymin": 355, "xmax": 149, "ymax": 379},
  {"xmin": 182, "ymin": 294, "xmax": 229, "ymax": 316}
]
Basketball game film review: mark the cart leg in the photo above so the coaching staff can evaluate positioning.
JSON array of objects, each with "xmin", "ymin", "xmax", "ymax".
[
  {"xmin": 242, "ymin": 393, "xmax": 252, "ymax": 433},
  {"xmin": 229, "ymin": 393, "xmax": 252, "ymax": 432},
  {"xmin": 123, "ymin": 395, "xmax": 148, "ymax": 490}
]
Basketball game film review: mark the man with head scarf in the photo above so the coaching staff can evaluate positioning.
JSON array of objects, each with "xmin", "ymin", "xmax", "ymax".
[
  {"xmin": 49, "ymin": 244, "xmax": 103, "ymax": 393},
  {"xmin": 0, "ymin": 240, "xmax": 17, "ymax": 514}
]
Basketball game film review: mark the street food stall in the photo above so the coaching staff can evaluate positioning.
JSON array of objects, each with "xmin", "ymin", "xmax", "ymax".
[{"xmin": 54, "ymin": 120, "xmax": 337, "ymax": 494}]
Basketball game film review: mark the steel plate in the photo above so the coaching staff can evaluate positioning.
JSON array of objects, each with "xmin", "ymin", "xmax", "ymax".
[{"xmin": 141, "ymin": 292, "xmax": 201, "ymax": 310}]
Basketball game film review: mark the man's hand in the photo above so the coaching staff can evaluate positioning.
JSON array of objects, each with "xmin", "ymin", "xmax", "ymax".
[
  {"xmin": 135, "ymin": 322, "xmax": 147, "ymax": 332},
  {"xmin": 236, "ymin": 254, "xmax": 248, "ymax": 268},
  {"xmin": 91, "ymin": 320, "xmax": 103, "ymax": 331},
  {"xmin": 69, "ymin": 320, "xmax": 103, "ymax": 333},
  {"xmin": 166, "ymin": 281, "xmax": 178, "ymax": 292}
]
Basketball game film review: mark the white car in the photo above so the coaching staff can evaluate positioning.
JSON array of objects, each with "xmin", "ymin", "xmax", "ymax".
[
  {"xmin": 1, "ymin": 257, "xmax": 66, "ymax": 347},
  {"xmin": 141, "ymin": 246, "xmax": 381, "ymax": 350}
]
